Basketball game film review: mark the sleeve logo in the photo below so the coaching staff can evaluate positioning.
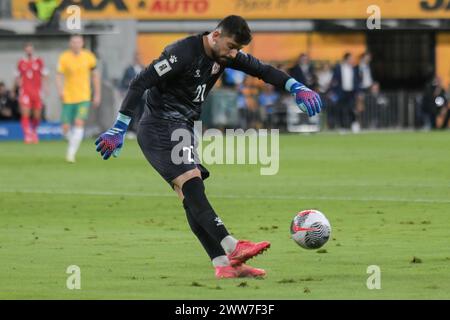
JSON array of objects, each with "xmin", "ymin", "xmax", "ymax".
[
  {"xmin": 154, "ymin": 59, "xmax": 172, "ymax": 76},
  {"xmin": 169, "ymin": 55, "xmax": 178, "ymax": 64}
]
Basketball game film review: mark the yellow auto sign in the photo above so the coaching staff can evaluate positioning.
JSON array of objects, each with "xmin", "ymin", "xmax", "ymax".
[{"xmin": 12, "ymin": 0, "xmax": 450, "ymax": 20}]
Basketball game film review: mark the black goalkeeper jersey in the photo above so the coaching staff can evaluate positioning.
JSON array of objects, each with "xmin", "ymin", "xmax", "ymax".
[{"xmin": 119, "ymin": 32, "xmax": 290, "ymax": 125}]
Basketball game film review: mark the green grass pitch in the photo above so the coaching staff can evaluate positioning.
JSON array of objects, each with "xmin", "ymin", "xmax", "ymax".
[{"xmin": 0, "ymin": 131, "xmax": 449, "ymax": 299}]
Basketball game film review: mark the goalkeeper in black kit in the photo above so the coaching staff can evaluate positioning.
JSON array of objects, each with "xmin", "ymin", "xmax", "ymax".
[{"xmin": 95, "ymin": 15, "xmax": 322, "ymax": 278}]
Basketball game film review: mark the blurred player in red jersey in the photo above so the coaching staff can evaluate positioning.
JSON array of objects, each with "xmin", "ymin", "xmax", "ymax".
[{"xmin": 15, "ymin": 42, "xmax": 49, "ymax": 144}]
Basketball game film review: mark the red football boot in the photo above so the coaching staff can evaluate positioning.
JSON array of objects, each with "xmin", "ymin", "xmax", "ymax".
[
  {"xmin": 228, "ymin": 240, "xmax": 271, "ymax": 266},
  {"xmin": 215, "ymin": 264, "xmax": 266, "ymax": 279}
]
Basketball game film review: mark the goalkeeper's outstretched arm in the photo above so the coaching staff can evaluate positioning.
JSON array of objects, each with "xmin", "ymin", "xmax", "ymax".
[
  {"xmin": 228, "ymin": 52, "xmax": 323, "ymax": 117},
  {"xmin": 96, "ymin": 43, "xmax": 191, "ymax": 160}
]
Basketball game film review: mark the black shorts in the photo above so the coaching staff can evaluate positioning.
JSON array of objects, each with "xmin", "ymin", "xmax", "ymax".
[{"xmin": 137, "ymin": 119, "xmax": 210, "ymax": 188}]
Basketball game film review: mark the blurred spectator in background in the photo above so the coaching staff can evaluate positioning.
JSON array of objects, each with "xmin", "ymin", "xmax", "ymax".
[
  {"xmin": 288, "ymin": 53, "xmax": 317, "ymax": 89},
  {"xmin": 236, "ymin": 76, "xmax": 247, "ymax": 129},
  {"xmin": 222, "ymin": 68, "xmax": 246, "ymax": 89},
  {"xmin": 364, "ymin": 82, "xmax": 388, "ymax": 128},
  {"xmin": 28, "ymin": 0, "xmax": 62, "ymax": 31},
  {"xmin": 120, "ymin": 52, "xmax": 145, "ymax": 91},
  {"xmin": 15, "ymin": 42, "xmax": 49, "ymax": 143},
  {"xmin": 221, "ymin": 69, "xmax": 246, "ymax": 129},
  {"xmin": 436, "ymin": 95, "xmax": 450, "ymax": 129},
  {"xmin": 120, "ymin": 52, "xmax": 145, "ymax": 134},
  {"xmin": 0, "ymin": 82, "xmax": 20, "ymax": 121},
  {"xmin": 421, "ymin": 75, "xmax": 447, "ymax": 129},
  {"xmin": 357, "ymin": 52, "xmax": 374, "ymax": 93},
  {"xmin": 238, "ymin": 77, "xmax": 261, "ymax": 129},
  {"xmin": 316, "ymin": 61, "xmax": 334, "ymax": 129},
  {"xmin": 355, "ymin": 52, "xmax": 374, "ymax": 130},
  {"xmin": 316, "ymin": 61, "xmax": 333, "ymax": 95},
  {"xmin": 258, "ymin": 83, "xmax": 280, "ymax": 128},
  {"xmin": 330, "ymin": 52, "xmax": 360, "ymax": 131}
]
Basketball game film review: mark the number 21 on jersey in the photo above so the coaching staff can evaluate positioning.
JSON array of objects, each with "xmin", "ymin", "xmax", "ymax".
[{"xmin": 193, "ymin": 84, "xmax": 206, "ymax": 102}]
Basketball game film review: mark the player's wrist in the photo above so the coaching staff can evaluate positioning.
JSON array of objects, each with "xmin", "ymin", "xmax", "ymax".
[
  {"xmin": 114, "ymin": 112, "xmax": 131, "ymax": 131},
  {"xmin": 285, "ymin": 78, "xmax": 303, "ymax": 93}
]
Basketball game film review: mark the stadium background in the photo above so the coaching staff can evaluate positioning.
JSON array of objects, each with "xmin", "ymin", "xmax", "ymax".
[{"xmin": 0, "ymin": 0, "xmax": 449, "ymax": 136}]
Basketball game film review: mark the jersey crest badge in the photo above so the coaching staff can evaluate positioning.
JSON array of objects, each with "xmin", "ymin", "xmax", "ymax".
[
  {"xmin": 211, "ymin": 62, "xmax": 221, "ymax": 75},
  {"xmin": 194, "ymin": 69, "xmax": 201, "ymax": 78}
]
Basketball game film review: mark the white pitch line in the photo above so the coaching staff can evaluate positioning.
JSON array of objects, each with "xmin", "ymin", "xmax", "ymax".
[
  {"xmin": 222, "ymin": 181, "xmax": 450, "ymax": 188},
  {"xmin": 1, "ymin": 189, "xmax": 449, "ymax": 204}
]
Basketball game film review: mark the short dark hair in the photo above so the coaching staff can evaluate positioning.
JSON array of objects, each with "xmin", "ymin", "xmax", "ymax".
[
  {"xmin": 343, "ymin": 52, "xmax": 352, "ymax": 61},
  {"xmin": 217, "ymin": 15, "xmax": 252, "ymax": 46},
  {"xmin": 360, "ymin": 51, "xmax": 371, "ymax": 59}
]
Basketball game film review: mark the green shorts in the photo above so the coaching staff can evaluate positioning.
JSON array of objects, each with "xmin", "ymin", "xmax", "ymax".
[{"xmin": 61, "ymin": 101, "xmax": 91, "ymax": 124}]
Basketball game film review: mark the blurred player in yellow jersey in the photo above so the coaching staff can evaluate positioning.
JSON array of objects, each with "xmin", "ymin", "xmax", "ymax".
[{"xmin": 56, "ymin": 35, "xmax": 101, "ymax": 163}]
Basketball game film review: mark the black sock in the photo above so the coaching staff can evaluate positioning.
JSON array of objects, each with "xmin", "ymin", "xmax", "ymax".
[
  {"xmin": 183, "ymin": 201, "xmax": 226, "ymax": 260},
  {"xmin": 182, "ymin": 177, "xmax": 230, "ymax": 244}
]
